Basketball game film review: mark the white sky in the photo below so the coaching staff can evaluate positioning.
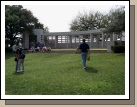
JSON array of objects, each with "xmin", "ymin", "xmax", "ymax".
[
  {"xmin": 2, "ymin": 1, "xmax": 126, "ymax": 32},
  {"xmin": 22, "ymin": 5, "xmax": 115, "ymax": 32}
]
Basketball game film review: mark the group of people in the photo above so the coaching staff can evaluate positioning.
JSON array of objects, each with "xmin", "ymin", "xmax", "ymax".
[
  {"xmin": 15, "ymin": 47, "xmax": 25, "ymax": 73},
  {"xmin": 28, "ymin": 45, "xmax": 51, "ymax": 53},
  {"xmin": 14, "ymin": 38, "xmax": 90, "ymax": 73}
]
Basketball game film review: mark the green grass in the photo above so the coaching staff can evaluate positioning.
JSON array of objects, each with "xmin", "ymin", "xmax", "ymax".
[{"xmin": 5, "ymin": 52, "xmax": 125, "ymax": 95}]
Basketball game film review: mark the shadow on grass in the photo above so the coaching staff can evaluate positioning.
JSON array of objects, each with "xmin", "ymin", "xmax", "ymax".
[
  {"xmin": 85, "ymin": 67, "xmax": 98, "ymax": 73},
  {"xmin": 13, "ymin": 72, "xmax": 24, "ymax": 75}
]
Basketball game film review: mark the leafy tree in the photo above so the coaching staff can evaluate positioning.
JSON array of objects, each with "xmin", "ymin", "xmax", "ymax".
[
  {"xmin": 93, "ymin": 12, "xmax": 109, "ymax": 29},
  {"xmin": 105, "ymin": 6, "xmax": 125, "ymax": 34},
  {"xmin": 69, "ymin": 11, "xmax": 108, "ymax": 31},
  {"xmin": 69, "ymin": 6, "xmax": 125, "ymax": 36},
  {"xmin": 5, "ymin": 5, "xmax": 44, "ymax": 46},
  {"xmin": 43, "ymin": 26, "xmax": 49, "ymax": 33}
]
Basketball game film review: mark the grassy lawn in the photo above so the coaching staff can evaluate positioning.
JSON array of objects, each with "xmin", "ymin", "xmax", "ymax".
[{"xmin": 5, "ymin": 52, "xmax": 125, "ymax": 95}]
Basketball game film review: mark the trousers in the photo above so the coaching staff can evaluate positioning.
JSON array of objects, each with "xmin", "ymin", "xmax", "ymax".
[
  {"xmin": 81, "ymin": 52, "xmax": 88, "ymax": 68},
  {"xmin": 18, "ymin": 59, "xmax": 24, "ymax": 71}
]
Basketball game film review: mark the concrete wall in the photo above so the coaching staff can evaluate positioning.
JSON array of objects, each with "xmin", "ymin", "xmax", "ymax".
[
  {"xmin": 23, "ymin": 31, "xmax": 29, "ymax": 49},
  {"xmin": 90, "ymin": 41, "xmax": 107, "ymax": 48},
  {"xmin": 115, "ymin": 41, "xmax": 125, "ymax": 46},
  {"xmin": 122, "ymin": 31, "xmax": 125, "ymax": 41},
  {"xmin": 33, "ymin": 29, "xmax": 44, "ymax": 42},
  {"xmin": 107, "ymin": 41, "xmax": 115, "ymax": 52},
  {"xmin": 48, "ymin": 42, "xmax": 107, "ymax": 49},
  {"xmin": 23, "ymin": 29, "xmax": 44, "ymax": 49}
]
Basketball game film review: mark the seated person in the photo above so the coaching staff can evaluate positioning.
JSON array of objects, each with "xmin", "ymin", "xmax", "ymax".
[
  {"xmin": 39, "ymin": 46, "xmax": 43, "ymax": 52},
  {"xmin": 28, "ymin": 46, "xmax": 35, "ymax": 52},
  {"xmin": 35, "ymin": 47, "xmax": 39, "ymax": 52},
  {"xmin": 37, "ymin": 46, "xmax": 40, "ymax": 52},
  {"xmin": 42, "ymin": 46, "xmax": 47, "ymax": 52},
  {"xmin": 47, "ymin": 45, "xmax": 51, "ymax": 52}
]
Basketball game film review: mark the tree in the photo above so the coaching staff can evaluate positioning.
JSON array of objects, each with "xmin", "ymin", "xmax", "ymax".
[
  {"xmin": 69, "ymin": 6, "xmax": 125, "ymax": 35},
  {"xmin": 105, "ymin": 6, "xmax": 125, "ymax": 34},
  {"xmin": 5, "ymin": 5, "xmax": 44, "ymax": 46},
  {"xmin": 43, "ymin": 26, "xmax": 49, "ymax": 43},
  {"xmin": 43, "ymin": 26, "xmax": 49, "ymax": 33},
  {"xmin": 69, "ymin": 11, "xmax": 108, "ymax": 31}
]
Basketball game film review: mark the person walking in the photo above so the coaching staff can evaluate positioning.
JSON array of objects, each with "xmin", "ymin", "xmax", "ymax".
[
  {"xmin": 79, "ymin": 38, "xmax": 90, "ymax": 69},
  {"xmin": 17, "ymin": 47, "xmax": 25, "ymax": 72}
]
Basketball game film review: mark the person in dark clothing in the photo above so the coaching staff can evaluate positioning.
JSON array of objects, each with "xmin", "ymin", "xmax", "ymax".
[
  {"xmin": 15, "ymin": 48, "xmax": 19, "ymax": 72},
  {"xmin": 17, "ymin": 47, "xmax": 25, "ymax": 72},
  {"xmin": 80, "ymin": 38, "xmax": 90, "ymax": 69}
]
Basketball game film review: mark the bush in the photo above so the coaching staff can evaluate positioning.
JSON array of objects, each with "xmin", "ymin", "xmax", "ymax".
[
  {"xmin": 111, "ymin": 45, "xmax": 125, "ymax": 53},
  {"xmin": 5, "ymin": 47, "xmax": 12, "ymax": 52}
]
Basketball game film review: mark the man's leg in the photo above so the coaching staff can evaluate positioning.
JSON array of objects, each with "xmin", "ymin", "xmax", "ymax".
[
  {"xmin": 22, "ymin": 59, "xmax": 24, "ymax": 72},
  {"xmin": 17, "ymin": 59, "xmax": 21, "ymax": 72},
  {"xmin": 15, "ymin": 61, "xmax": 18, "ymax": 72},
  {"xmin": 83, "ymin": 52, "xmax": 87, "ymax": 68},
  {"xmin": 81, "ymin": 52, "xmax": 86, "ymax": 68},
  {"xmin": 84, "ymin": 52, "xmax": 88, "ymax": 68}
]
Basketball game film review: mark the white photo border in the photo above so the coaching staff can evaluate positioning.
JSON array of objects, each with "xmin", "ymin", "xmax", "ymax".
[{"xmin": 1, "ymin": 1, "xmax": 129, "ymax": 100}]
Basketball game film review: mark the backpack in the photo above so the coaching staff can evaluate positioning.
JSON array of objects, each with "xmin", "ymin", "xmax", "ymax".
[{"xmin": 20, "ymin": 50, "xmax": 25, "ymax": 59}]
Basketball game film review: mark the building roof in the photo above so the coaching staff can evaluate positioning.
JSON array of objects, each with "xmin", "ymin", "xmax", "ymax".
[{"xmin": 44, "ymin": 28, "xmax": 105, "ymax": 36}]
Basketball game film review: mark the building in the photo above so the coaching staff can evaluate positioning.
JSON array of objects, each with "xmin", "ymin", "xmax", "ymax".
[{"xmin": 23, "ymin": 29, "xmax": 125, "ymax": 52}]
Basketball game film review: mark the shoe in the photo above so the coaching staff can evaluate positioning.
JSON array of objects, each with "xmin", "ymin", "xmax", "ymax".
[
  {"xmin": 84, "ymin": 67, "xmax": 86, "ymax": 69},
  {"xmin": 17, "ymin": 70, "xmax": 20, "ymax": 72}
]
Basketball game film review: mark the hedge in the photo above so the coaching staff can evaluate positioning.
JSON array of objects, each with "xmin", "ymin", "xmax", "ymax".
[
  {"xmin": 111, "ymin": 45, "xmax": 125, "ymax": 53},
  {"xmin": 5, "ymin": 47, "xmax": 12, "ymax": 52}
]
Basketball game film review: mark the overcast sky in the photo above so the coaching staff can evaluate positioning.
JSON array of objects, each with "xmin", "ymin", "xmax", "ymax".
[
  {"xmin": 2, "ymin": 1, "xmax": 127, "ymax": 32},
  {"xmin": 22, "ymin": 5, "xmax": 116, "ymax": 32}
]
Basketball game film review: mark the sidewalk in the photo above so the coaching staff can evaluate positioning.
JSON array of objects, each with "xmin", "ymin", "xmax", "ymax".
[{"xmin": 51, "ymin": 49, "xmax": 107, "ymax": 53}]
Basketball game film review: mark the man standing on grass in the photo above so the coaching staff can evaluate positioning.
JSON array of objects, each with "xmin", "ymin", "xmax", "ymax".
[
  {"xmin": 80, "ymin": 38, "xmax": 90, "ymax": 69},
  {"xmin": 17, "ymin": 47, "xmax": 25, "ymax": 72}
]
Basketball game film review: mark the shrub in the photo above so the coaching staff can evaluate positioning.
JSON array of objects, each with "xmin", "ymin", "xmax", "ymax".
[
  {"xmin": 111, "ymin": 45, "xmax": 125, "ymax": 53},
  {"xmin": 5, "ymin": 47, "xmax": 12, "ymax": 52}
]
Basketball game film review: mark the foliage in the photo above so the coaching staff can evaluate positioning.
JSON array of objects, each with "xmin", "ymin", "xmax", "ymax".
[
  {"xmin": 69, "ymin": 11, "xmax": 108, "ymax": 31},
  {"xmin": 5, "ymin": 47, "xmax": 12, "ymax": 52},
  {"xmin": 43, "ymin": 26, "xmax": 49, "ymax": 33},
  {"xmin": 105, "ymin": 6, "xmax": 125, "ymax": 33},
  {"xmin": 111, "ymin": 45, "xmax": 125, "ymax": 53},
  {"xmin": 69, "ymin": 6, "xmax": 125, "ymax": 35},
  {"xmin": 5, "ymin": 39, "xmax": 14, "ymax": 47},
  {"xmin": 5, "ymin": 5, "xmax": 46, "ymax": 46},
  {"xmin": 5, "ymin": 53, "xmax": 125, "ymax": 95}
]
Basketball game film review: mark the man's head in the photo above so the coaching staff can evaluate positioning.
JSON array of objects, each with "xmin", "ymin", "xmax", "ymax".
[
  {"xmin": 16, "ymin": 48, "xmax": 19, "ymax": 51},
  {"xmin": 20, "ymin": 47, "xmax": 23, "ymax": 50},
  {"xmin": 82, "ymin": 38, "xmax": 85, "ymax": 42}
]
